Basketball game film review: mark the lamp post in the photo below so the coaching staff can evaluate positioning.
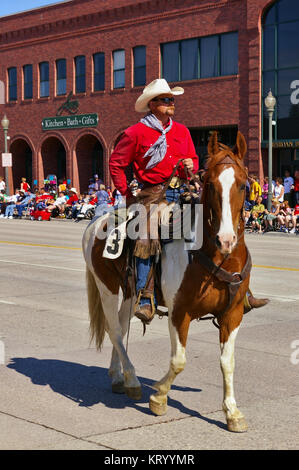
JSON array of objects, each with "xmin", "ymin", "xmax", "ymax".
[
  {"xmin": 1, "ymin": 114, "xmax": 10, "ymax": 196},
  {"xmin": 264, "ymin": 90, "xmax": 276, "ymax": 211}
]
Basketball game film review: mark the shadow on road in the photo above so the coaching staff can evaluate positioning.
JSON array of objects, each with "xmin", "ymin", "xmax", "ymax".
[{"xmin": 7, "ymin": 357, "xmax": 226, "ymax": 430}]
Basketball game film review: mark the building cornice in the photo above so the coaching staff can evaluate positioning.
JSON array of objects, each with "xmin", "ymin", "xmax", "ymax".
[{"xmin": 0, "ymin": 0, "xmax": 240, "ymax": 51}]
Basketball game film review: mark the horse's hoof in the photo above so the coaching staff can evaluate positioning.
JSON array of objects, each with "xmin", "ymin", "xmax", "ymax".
[
  {"xmin": 112, "ymin": 381, "xmax": 125, "ymax": 394},
  {"xmin": 149, "ymin": 395, "xmax": 168, "ymax": 416},
  {"xmin": 124, "ymin": 386, "xmax": 142, "ymax": 400},
  {"xmin": 227, "ymin": 417, "xmax": 248, "ymax": 433}
]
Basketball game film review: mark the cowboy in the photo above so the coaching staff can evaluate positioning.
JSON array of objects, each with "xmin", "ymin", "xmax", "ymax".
[{"xmin": 109, "ymin": 79, "xmax": 268, "ymax": 325}]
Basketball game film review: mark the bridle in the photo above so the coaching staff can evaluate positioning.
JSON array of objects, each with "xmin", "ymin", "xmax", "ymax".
[{"xmin": 192, "ymin": 151, "xmax": 252, "ymax": 326}]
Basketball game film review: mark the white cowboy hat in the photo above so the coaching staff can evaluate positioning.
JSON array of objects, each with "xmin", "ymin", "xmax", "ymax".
[
  {"xmin": 69, "ymin": 187, "xmax": 77, "ymax": 194},
  {"xmin": 135, "ymin": 79, "xmax": 184, "ymax": 113}
]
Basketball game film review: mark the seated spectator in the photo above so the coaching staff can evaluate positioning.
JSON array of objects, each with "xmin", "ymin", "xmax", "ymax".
[
  {"xmin": 285, "ymin": 203, "xmax": 299, "ymax": 234},
  {"xmin": 250, "ymin": 196, "xmax": 265, "ymax": 233},
  {"xmin": 263, "ymin": 197, "xmax": 280, "ymax": 232},
  {"xmin": 4, "ymin": 189, "xmax": 25, "ymax": 219},
  {"xmin": 276, "ymin": 200, "xmax": 292, "ymax": 232},
  {"xmin": 113, "ymin": 189, "xmax": 124, "ymax": 207},
  {"xmin": 75, "ymin": 192, "xmax": 97, "ymax": 220},
  {"xmin": 15, "ymin": 190, "xmax": 35, "ymax": 218},
  {"xmin": 35, "ymin": 187, "xmax": 51, "ymax": 210},
  {"xmin": 273, "ymin": 177, "xmax": 284, "ymax": 203},
  {"xmin": 0, "ymin": 189, "xmax": 9, "ymax": 216},
  {"xmin": 46, "ymin": 191, "xmax": 67, "ymax": 216},
  {"xmin": 293, "ymin": 170, "xmax": 299, "ymax": 206},
  {"xmin": 62, "ymin": 188, "xmax": 79, "ymax": 218},
  {"xmin": 244, "ymin": 199, "xmax": 253, "ymax": 226}
]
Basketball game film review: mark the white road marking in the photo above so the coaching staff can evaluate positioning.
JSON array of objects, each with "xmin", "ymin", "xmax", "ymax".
[
  {"xmin": 0, "ymin": 259, "xmax": 84, "ymax": 272},
  {"xmin": 0, "ymin": 300, "xmax": 16, "ymax": 305}
]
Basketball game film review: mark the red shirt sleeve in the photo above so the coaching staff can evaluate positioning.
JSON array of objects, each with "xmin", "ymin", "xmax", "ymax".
[
  {"xmin": 109, "ymin": 131, "xmax": 136, "ymax": 198},
  {"xmin": 176, "ymin": 128, "xmax": 199, "ymax": 179}
]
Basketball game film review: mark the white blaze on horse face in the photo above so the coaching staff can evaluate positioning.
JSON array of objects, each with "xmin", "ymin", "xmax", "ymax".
[{"xmin": 217, "ymin": 167, "xmax": 236, "ymax": 252}]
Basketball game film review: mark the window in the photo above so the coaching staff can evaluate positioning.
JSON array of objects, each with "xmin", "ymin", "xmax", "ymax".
[
  {"xmin": 39, "ymin": 61, "xmax": 49, "ymax": 98},
  {"xmin": 181, "ymin": 39, "xmax": 198, "ymax": 81},
  {"xmin": 162, "ymin": 42, "xmax": 179, "ymax": 82},
  {"xmin": 93, "ymin": 53, "xmax": 105, "ymax": 91},
  {"xmin": 220, "ymin": 33, "xmax": 238, "ymax": 76},
  {"xmin": 75, "ymin": 55, "xmax": 86, "ymax": 93},
  {"xmin": 161, "ymin": 32, "xmax": 238, "ymax": 83},
  {"xmin": 56, "ymin": 59, "xmax": 66, "ymax": 96},
  {"xmin": 113, "ymin": 50, "xmax": 125, "ymax": 89},
  {"xmin": 23, "ymin": 64, "xmax": 33, "ymax": 100},
  {"xmin": 8, "ymin": 67, "xmax": 17, "ymax": 101},
  {"xmin": 133, "ymin": 46, "xmax": 146, "ymax": 86},
  {"xmin": 200, "ymin": 36, "xmax": 218, "ymax": 78},
  {"xmin": 262, "ymin": 0, "xmax": 299, "ymax": 141}
]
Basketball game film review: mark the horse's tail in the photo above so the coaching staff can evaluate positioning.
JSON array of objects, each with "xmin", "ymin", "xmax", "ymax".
[{"xmin": 86, "ymin": 267, "xmax": 106, "ymax": 350}]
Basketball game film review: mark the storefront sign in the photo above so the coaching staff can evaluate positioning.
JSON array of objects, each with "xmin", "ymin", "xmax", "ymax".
[
  {"xmin": 263, "ymin": 141, "xmax": 299, "ymax": 148},
  {"xmin": 42, "ymin": 113, "xmax": 98, "ymax": 131},
  {"xmin": 2, "ymin": 153, "xmax": 12, "ymax": 167}
]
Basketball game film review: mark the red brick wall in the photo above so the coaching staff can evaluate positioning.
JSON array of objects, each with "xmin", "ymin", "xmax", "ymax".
[{"xmin": 0, "ymin": 0, "xmax": 275, "ymax": 191}]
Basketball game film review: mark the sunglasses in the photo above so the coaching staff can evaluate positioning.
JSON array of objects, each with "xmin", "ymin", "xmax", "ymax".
[{"xmin": 152, "ymin": 97, "xmax": 175, "ymax": 105}]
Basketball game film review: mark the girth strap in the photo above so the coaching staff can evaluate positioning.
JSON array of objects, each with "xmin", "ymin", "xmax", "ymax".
[{"xmin": 196, "ymin": 248, "xmax": 252, "ymax": 312}]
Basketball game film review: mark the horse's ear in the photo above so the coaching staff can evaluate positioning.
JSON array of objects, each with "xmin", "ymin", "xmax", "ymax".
[
  {"xmin": 207, "ymin": 131, "xmax": 219, "ymax": 156},
  {"xmin": 233, "ymin": 131, "xmax": 247, "ymax": 160}
]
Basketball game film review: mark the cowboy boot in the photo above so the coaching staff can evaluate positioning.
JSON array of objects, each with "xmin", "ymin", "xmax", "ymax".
[
  {"xmin": 135, "ymin": 262, "xmax": 156, "ymax": 325},
  {"xmin": 244, "ymin": 292, "xmax": 269, "ymax": 314}
]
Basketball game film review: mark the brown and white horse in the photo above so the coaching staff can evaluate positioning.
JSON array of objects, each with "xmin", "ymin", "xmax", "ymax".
[{"xmin": 82, "ymin": 131, "xmax": 250, "ymax": 432}]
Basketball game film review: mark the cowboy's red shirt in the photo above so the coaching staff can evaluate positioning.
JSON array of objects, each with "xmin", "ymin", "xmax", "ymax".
[{"xmin": 109, "ymin": 121, "xmax": 199, "ymax": 198}]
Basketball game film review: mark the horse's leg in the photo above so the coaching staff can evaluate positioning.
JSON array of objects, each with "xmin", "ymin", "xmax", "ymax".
[
  {"xmin": 95, "ymin": 279, "xmax": 142, "ymax": 400},
  {"xmin": 219, "ymin": 308, "xmax": 248, "ymax": 432},
  {"xmin": 149, "ymin": 311, "xmax": 191, "ymax": 416},
  {"xmin": 109, "ymin": 297, "xmax": 134, "ymax": 394}
]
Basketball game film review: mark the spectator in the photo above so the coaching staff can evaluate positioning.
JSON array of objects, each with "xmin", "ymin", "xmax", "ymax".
[
  {"xmin": 75, "ymin": 192, "xmax": 97, "ymax": 221},
  {"xmin": 46, "ymin": 191, "xmax": 67, "ymax": 216},
  {"xmin": 263, "ymin": 197, "xmax": 280, "ymax": 232},
  {"xmin": 261, "ymin": 177, "xmax": 269, "ymax": 206},
  {"xmin": 0, "ymin": 176, "xmax": 5, "ymax": 192},
  {"xmin": 95, "ymin": 184, "xmax": 110, "ymax": 217},
  {"xmin": 293, "ymin": 170, "xmax": 299, "ymax": 206},
  {"xmin": 88, "ymin": 178, "xmax": 95, "ymax": 195},
  {"xmin": 4, "ymin": 189, "xmax": 25, "ymax": 219},
  {"xmin": 250, "ymin": 196, "xmax": 265, "ymax": 233},
  {"xmin": 273, "ymin": 177, "xmax": 284, "ymax": 203},
  {"xmin": 35, "ymin": 187, "xmax": 51, "ymax": 210},
  {"xmin": 277, "ymin": 200, "xmax": 292, "ymax": 232},
  {"xmin": 15, "ymin": 190, "xmax": 35, "ymax": 218},
  {"xmin": 293, "ymin": 203, "xmax": 299, "ymax": 233},
  {"xmin": 244, "ymin": 198, "xmax": 253, "ymax": 226},
  {"xmin": 20, "ymin": 177, "xmax": 30, "ymax": 193},
  {"xmin": 283, "ymin": 170, "xmax": 294, "ymax": 207},
  {"xmin": 113, "ymin": 189, "xmax": 124, "ymax": 207},
  {"xmin": 58, "ymin": 179, "xmax": 67, "ymax": 193},
  {"xmin": 248, "ymin": 175, "xmax": 262, "ymax": 203}
]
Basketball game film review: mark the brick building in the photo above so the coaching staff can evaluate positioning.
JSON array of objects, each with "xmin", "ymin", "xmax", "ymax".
[{"xmin": 0, "ymin": 0, "xmax": 299, "ymax": 194}]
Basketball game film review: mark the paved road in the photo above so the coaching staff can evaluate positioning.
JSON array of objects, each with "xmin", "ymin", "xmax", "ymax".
[{"xmin": 0, "ymin": 219, "xmax": 298, "ymax": 450}]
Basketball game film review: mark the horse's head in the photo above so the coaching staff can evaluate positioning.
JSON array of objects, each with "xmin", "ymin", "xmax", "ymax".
[{"xmin": 204, "ymin": 131, "xmax": 247, "ymax": 254}]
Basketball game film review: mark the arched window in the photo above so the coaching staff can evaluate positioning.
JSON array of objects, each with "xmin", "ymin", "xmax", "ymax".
[{"xmin": 262, "ymin": 0, "xmax": 299, "ymax": 141}]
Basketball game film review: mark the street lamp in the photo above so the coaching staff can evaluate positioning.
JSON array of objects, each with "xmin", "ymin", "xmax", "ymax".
[
  {"xmin": 1, "ymin": 114, "xmax": 10, "ymax": 196},
  {"xmin": 264, "ymin": 90, "xmax": 276, "ymax": 211}
]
